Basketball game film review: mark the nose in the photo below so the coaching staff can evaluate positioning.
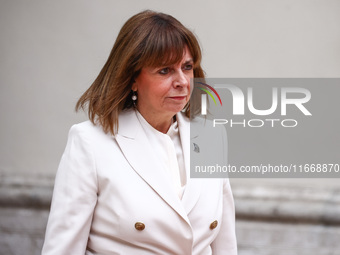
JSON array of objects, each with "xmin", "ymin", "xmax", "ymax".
[{"xmin": 174, "ymin": 70, "xmax": 189, "ymax": 88}]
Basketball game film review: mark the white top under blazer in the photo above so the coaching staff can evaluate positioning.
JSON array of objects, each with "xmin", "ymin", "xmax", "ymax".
[{"xmin": 42, "ymin": 109, "xmax": 237, "ymax": 255}]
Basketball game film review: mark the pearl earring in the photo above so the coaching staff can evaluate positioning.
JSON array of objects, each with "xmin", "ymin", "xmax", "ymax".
[
  {"xmin": 132, "ymin": 91, "xmax": 137, "ymax": 106},
  {"xmin": 132, "ymin": 92, "xmax": 137, "ymax": 101}
]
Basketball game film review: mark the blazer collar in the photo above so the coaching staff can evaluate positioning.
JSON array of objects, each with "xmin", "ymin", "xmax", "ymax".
[{"xmin": 115, "ymin": 109, "xmax": 196, "ymax": 224}]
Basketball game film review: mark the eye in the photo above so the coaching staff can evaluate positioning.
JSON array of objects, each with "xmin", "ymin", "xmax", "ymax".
[
  {"xmin": 183, "ymin": 64, "xmax": 193, "ymax": 71},
  {"xmin": 159, "ymin": 68, "xmax": 170, "ymax": 75}
]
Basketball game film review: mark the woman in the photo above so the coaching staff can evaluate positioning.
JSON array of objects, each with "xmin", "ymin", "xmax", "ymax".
[{"xmin": 42, "ymin": 10, "xmax": 237, "ymax": 255}]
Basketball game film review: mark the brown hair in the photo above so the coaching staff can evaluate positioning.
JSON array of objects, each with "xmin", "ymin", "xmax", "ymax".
[{"xmin": 76, "ymin": 10, "xmax": 205, "ymax": 135}]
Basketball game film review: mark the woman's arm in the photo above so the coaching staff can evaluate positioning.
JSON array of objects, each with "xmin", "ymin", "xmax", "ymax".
[
  {"xmin": 42, "ymin": 124, "xmax": 98, "ymax": 254},
  {"xmin": 211, "ymin": 178, "xmax": 238, "ymax": 255}
]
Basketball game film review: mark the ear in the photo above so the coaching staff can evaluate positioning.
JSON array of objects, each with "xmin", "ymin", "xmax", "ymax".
[{"xmin": 131, "ymin": 80, "xmax": 137, "ymax": 92}]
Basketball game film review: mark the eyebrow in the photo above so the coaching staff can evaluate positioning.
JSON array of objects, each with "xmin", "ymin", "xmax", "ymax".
[
  {"xmin": 154, "ymin": 58, "xmax": 193, "ymax": 69},
  {"xmin": 183, "ymin": 59, "xmax": 194, "ymax": 64}
]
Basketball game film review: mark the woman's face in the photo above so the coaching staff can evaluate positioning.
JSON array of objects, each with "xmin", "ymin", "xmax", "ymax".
[{"xmin": 132, "ymin": 47, "xmax": 194, "ymax": 120}]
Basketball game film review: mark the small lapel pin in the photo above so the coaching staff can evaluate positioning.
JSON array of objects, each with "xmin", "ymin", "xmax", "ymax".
[{"xmin": 193, "ymin": 143, "xmax": 200, "ymax": 153}]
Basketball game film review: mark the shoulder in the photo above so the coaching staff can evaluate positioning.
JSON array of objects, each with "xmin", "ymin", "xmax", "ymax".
[
  {"xmin": 69, "ymin": 120, "xmax": 104, "ymax": 137},
  {"xmin": 70, "ymin": 120, "xmax": 96, "ymax": 132},
  {"xmin": 66, "ymin": 120, "xmax": 112, "ymax": 148},
  {"xmin": 68, "ymin": 109, "xmax": 138, "ymax": 141}
]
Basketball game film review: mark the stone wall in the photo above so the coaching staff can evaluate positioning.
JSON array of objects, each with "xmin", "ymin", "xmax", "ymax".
[
  {"xmin": 1, "ymin": 174, "xmax": 339, "ymax": 255},
  {"xmin": 233, "ymin": 180, "xmax": 340, "ymax": 254}
]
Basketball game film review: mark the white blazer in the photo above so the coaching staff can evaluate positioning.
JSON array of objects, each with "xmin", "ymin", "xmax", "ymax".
[{"xmin": 42, "ymin": 109, "xmax": 237, "ymax": 255}]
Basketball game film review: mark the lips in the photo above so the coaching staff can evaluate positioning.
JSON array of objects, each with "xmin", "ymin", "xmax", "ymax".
[{"xmin": 169, "ymin": 96, "xmax": 187, "ymax": 100}]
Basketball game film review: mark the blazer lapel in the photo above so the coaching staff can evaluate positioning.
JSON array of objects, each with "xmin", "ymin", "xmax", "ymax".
[
  {"xmin": 114, "ymin": 110, "xmax": 191, "ymax": 225},
  {"xmin": 177, "ymin": 113, "xmax": 202, "ymax": 215}
]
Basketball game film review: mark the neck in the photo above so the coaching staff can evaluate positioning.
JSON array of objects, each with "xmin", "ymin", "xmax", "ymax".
[{"xmin": 136, "ymin": 108, "xmax": 175, "ymax": 134}]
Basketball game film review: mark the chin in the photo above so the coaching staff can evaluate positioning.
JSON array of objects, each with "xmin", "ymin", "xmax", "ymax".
[
  {"xmin": 162, "ymin": 102, "xmax": 188, "ymax": 115},
  {"xmin": 168, "ymin": 107, "xmax": 186, "ymax": 115}
]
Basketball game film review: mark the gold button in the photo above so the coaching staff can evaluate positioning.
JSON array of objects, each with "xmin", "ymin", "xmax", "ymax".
[
  {"xmin": 135, "ymin": 222, "xmax": 145, "ymax": 231},
  {"xmin": 210, "ymin": 220, "xmax": 218, "ymax": 230}
]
